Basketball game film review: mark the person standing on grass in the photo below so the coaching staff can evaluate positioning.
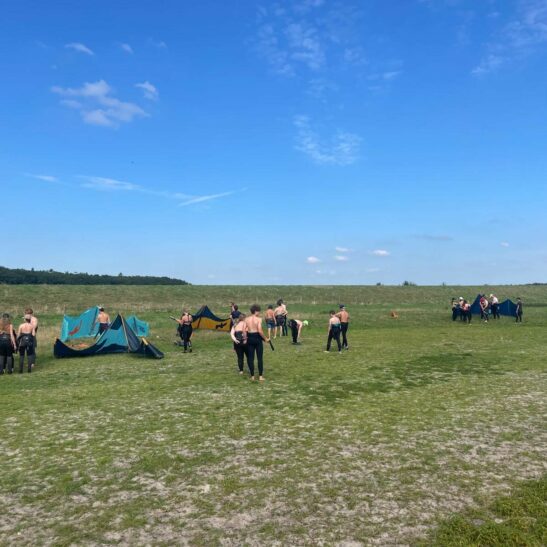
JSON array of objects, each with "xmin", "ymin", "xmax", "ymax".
[
  {"xmin": 177, "ymin": 310, "xmax": 193, "ymax": 353},
  {"xmin": 451, "ymin": 298, "xmax": 459, "ymax": 321},
  {"xmin": 25, "ymin": 307, "xmax": 38, "ymax": 348},
  {"xmin": 490, "ymin": 294, "xmax": 500, "ymax": 319},
  {"xmin": 274, "ymin": 300, "xmax": 286, "ymax": 339},
  {"xmin": 230, "ymin": 313, "xmax": 248, "ymax": 375},
  {"xmin": 244, "ymin": 304, "xmax": 269, "ymax": 382},
  {"xmin": 336, "ymin": 305, "xmax": 350, "ymax": 350},
  {"xmin": 0, "ymin": 314, "xmax": 17, "ymax": 374},
  {"xmin": 458, "ymin": 297, "xmax": 465, "ymax": 321},
  {"xmin": 479, "ymin": 295, "xmax": 489, "ymax": 322},
  {"xmin": 462, "ymin": 300, "xmax": 472, "ymax": 323},
  {"xmin": 515, "ymin": 298, "xmax": 523, "ymax": 322},
  {"xmin": 288, "ymin": 318, "xmax": 308, "ymax": 344},
  {"xmin": 97, "ymin": 307, "xmax": 111, "ymax": 335},
  {"xmin": 17, "ymin": 314, "xmax": 35, "ymax": 373},
  {"xmin": 265, "ymin": 305, "xmax": 276, "ymax": 340},
  {"xmin": 324, "ymin": 311, "xmax": 342, "ymax": 353}
]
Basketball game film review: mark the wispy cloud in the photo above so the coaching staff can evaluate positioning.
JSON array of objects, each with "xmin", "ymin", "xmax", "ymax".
[
  {"xmin": 120, "ymin": 43, "xmax": 133, "ymax": 54},
  {"xmin": 51, "ymin": 80, "xmax": 147, "ymax": 128},
  {"xmin": 294, "ymin": 115, "xmax": 361, "ymax": 166},
  {"xmin": 148, "ymin": 38, "xmax": 167, "ymax": 49},
  {"xmin": 306, "ymin": 256, "xmax": 321, "ymax": 264},
  {"xmin": 415, "ymin": 234, "xmax": 454, "ymax": 241},
  {"xmin": 65, "ymin": 42, "xmax": 94, "ymax": 56},
  {"xmin": 178, "ymin": 191, "xmax": 237, "ymax": 207},
  {"xmin": 334, "ymin": 255, "xmax": 349, "ymax": 261},
  {"xmin": 335, "ymin": 246, "xmax": 352, "ymax": 253},
  {"xmin": 473, "ymin": 0, "xmax": 547, "ymax": 75},
  {"xmin": 80, "ymin": 176, "xmax": 139, "ymax": 191},
  {"xmin": 25, "ymin": 173, "xmax": 58, "ymax": 183},
  {"xmin": 372, "ymin": 249, "xmax": 390, "ymax": 256},
  {"xmin": 135, "ymin": 81, "xmax": 159, "ymax": 101}
]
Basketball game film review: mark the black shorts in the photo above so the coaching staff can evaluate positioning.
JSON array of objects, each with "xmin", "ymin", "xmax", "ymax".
[{"xmin": 275, "ymin": 315, "xmax": 285, "ymax": 327}]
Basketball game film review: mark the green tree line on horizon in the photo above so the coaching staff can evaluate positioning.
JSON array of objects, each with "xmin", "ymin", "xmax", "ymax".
[{"xmin": 0, "ymin": 266, "xmax": 189, "ymax": 286}]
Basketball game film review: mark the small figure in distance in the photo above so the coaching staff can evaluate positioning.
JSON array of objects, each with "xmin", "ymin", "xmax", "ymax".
[
  {"xmin": 230, "ymin": 302, "xmax": 241, "ymax": 327},
  {"xmin": 490, "ymin": 294, "xmax": 500, "ymax": 319},
  {"xmin": 336, "ymin": 305, "xmax": 350, "ymax": 350},
  {"xmin": 97, "ymin": 306, "xmax": 111, "ymax": 336},
  {"xmin": 0, "ymin": 313, "xmax": 17, "ymax": 374},
  {"xmin": 274, "ymin": 300, "xmax": 286, "ymax": 339},
  {"xmin": 462, "ymin": 299, "xmax": 472, "ymax": 323},
  {"xmin": 324, "ymin": 311, "xmax": 342, "ymax": 353},
  {"xmin": 458, "ymin": 297, "xmax": 465, "ymax": 321},
  {"xmin": 289, "ymin": 318, "xmax": 308, "ymax": 344},
  {"xmin": 515, "ymin": 298, "xmax": 523, "ymax": 323},
  {"xmin": 177, "ymin": 309, "xmax": 193, "ymax": 353},
  {"xmin": 451, "ymin": 298, "xmax": 459, "ymax": 322},
  {"xmin": 25, "ymin": 307, "xmax": 38, "ymax": 348},
  {"xmin": 390, "ymin": 310, "xmax": 399, "ymax": 319},
  {"xmin": 230, "ymin": 313, "xmax": 248, "ymax": 375},
  {"xmin": 17, "ymin": 314, "xmax": 36, "ymax": 373},
  {"xmin": 244, "ymin": 304, "xmax": 270, "ymax": 382},
  {"xmin": 265, "ymin": 305, "xmax": 277, "ymax": 340},
  {"xmin": 479, "ymin": 294, "xmax": 489, "ymax": 322}
]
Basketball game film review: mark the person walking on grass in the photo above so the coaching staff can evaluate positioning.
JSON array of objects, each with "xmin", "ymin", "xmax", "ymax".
[
  {"xmin": 17, "ymin": 314, "xmax": 35, "ymax": 373},
  {"xmin": 0, "ymin": 314, "xmax": 16, "ymax": 374},
  {"xmin": 490, "ymin": 294, "xmax": 500, "ymax": 319},
  {"xmin": 324, "ymin": 311, "xmax": 342, "ymax": 353},
  {"xmin": 177, "ymin": 309, "xmax": 193, "ymax": 353},
  {"xmin": 515, "ymin": 298, "xmax": 523, "ymax": 323},
  {"xmin": 230, "ymin": 313, "xmax": 248, "ymax": 375},
  {"xmin": 288, "ymin": 318, "xmax": 308, "ymax": 344},
  {"xmin": 479, "ymin": 294, "xmax": 489, "ymax": 322},
  {"xmin": 265, "ymin": 305, "xmax": 277, "ymax": 340},
  {"xmin": 336, "ymin": 304, "xmax": 350, "ymax": 350},
  {"xmin": 244, "ymin": 304, "xmax": 270, "ymax": 382},
  {"xmin": 25, "ymin": 307, "xmax": 38, "ymax": 348}
]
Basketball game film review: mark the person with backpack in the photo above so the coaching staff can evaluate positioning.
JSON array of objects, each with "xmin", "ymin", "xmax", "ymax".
[
  {"xmin": 324, "ymin": 311, "xmax": 342, "ymax": 353},
  {"xmin": 17, "ymin": 314, "xmax": 35, "ymax": 373}
]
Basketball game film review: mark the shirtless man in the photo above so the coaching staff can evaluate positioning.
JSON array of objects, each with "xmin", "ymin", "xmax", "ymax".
[
  {"xmin": 244, "ymin": 304, "xmax": 270, "ymax": 382},
  {"xmin": 265, "ymin": 305, "xmax": 277, "ymax": 339},
  {"xmin": 274, "ymin": 300, "xmax": 287, "ymax": 338},
  {"xmin": 97, "ymin": 307, "xmax": 111, "ymax": 335},
  {"xmin": 17, "ymin": 314, "xmax": 36, "ymax": 373},
  {"xmin": 336, "ymin": 305, "xmax": 350, "ymax": 350},
  {"xmin": 24, "ymin": 308, "xmax": 38, "ymax": 348},
  {"xmin": 177, "ymin": 309, "xmax": 193, "ymax": 353},
  {"xmin": 324, "ymin": 311, "xmax": 342, "ymax": 353}
]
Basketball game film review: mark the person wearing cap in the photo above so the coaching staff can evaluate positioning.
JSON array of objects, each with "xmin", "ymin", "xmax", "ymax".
[
  {"xmin": 97, "ymin": 307, "xmax": 111, "ymax": 335},
  {"xmin": 17, "ymin": 314, "xmax": 36, "ymax": 373},
  {"xmin": 336, "ymin": 305, "xmax": 350, "ymax": 350},
  {"xmin": 490, "ymin": 294, "xmax": 500, "ymax": 319},
  {"xmin": 288, "ymin": 318, "xmax": 308, "ymax": 344}
]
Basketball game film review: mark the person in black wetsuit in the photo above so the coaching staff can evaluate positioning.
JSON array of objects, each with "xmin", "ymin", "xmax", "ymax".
[
  {"xmin": 0, "ymin": 314, "xmax": 17, "ymax": 374},
  {"xmin": 324, "ymin": 311, "xmax": 342, "ymax": 353},
  {"xmin": 177, "ymin": 310, "xmax": 193, "ymax": 353},
  {"xmin": 244, "ymin": 304, "xmax": 270, "ymax": 382},
  {"xmin": 230, "ymin": 313, "xmax": 247, "ymax": 374},
  {"xmin": 515, "ymin": 298, "xmax": 523, "ymax": 322},
  {"xmin": 17, "ymin": 314, "xmax": 35, "ymax": 373}
]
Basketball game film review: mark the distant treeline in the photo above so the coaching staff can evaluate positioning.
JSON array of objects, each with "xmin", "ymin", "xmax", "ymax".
[{"xmin": 0, "ymin": 266, "xmax": 189, "ymax": 285}]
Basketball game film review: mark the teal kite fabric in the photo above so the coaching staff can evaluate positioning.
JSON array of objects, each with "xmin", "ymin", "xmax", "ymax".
[
  {"xmin": 125, "ymin": 315, "xmax": 149, "ymax": 337},
  {"xmin": 60, "ymin": 306, "xmax": 100, "ymax": 341},
  {"xmin": 54, "ymin": 315, "xmax": 163, "ymax": 359}
]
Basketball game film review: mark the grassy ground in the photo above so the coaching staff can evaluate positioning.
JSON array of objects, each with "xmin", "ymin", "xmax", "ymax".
[{"xmin": 0, "ymin": 285, "xmax": 545, "ymax": 545}]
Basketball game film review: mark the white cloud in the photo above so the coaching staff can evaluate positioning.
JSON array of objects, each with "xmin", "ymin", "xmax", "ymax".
[
  {"xmin": 135, "ymin": 81, "xmax": 159, "ymax": 101},
  {"xmin": 120, "ymin": 43, "xmax": 133, "ymax": 54},
  {"xmin": 306, "ymin": 256, "xmax": 321, "ymax": 264},
  {"xmin": 294, "ymin": 115, "xmax": 361, "ymax": 166},
  {"xmin": 178, "ymin": 191, "xmax": 236, "ymax": 207},
  {"xmin": 372, "ymin": 249, "xmax": 390, "ymax": 256},
  {"xmin": 472, "ymin": 54, "xmax": 504, "ymax": 75},
  {"xmin": 80, "ymin": 176, "xmax": 139, "ymax": 191},
  {"xmin": 335, "ymin": 246, "xmax": 352, "ymax": 253},
  {"xmin": 65, "ymin": 42, "xmax": 94, "ymax": 56},
  {"xmin": 334, "ymin": 255, "xmax": 349, "ymax": 261},
  {"xmin": 501, "ymin": 241, "xmax": 510, "ymax": 247},
  {"xmin": 52, "ymin": 80, "xmax": 147, "ymax": 128},
  {"xmin": 25, "ymin": 173, "xmax": 58, "ymax": 183}
]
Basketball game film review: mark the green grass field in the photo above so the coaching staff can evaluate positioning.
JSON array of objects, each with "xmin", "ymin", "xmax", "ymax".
[{"xmin": 0, "ymin": 284, "xmax": 545, "ymax": 546}]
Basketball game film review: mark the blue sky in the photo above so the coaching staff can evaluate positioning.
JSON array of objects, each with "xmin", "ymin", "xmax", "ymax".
[{"xmin": 1, "ymin": 0, "xmax": 546, "ymax": 284}]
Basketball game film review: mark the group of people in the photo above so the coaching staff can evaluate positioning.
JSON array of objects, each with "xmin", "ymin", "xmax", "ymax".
[
  {"xmin": 0, "ymin": 308, "xmax": 38, "ymax": 374},
  {"xmin": 451, "ymin": 294, "xmax": 523, "ymax": 323},
  {"xmin": 228, "ymin": 301, "xmax": 351, "ymax": 382}
]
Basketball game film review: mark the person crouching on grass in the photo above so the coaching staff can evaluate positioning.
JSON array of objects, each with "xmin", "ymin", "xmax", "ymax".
[
  {"xmin": 230, "ymin": 313, "xmax": 248, "ymax": 375},
  {"xmin": 244, "ymin": 305, "xmax": 270, "ymax": 382},
  {"xmin": 289, "ymin": 319, "xmax": 308, "ymax": 344},
  {"xmin": 17, "ymin": 314, "xmax": 35, "ymax": 373},
  {"xmin": 324, "ymin": 311, "xmax": 342, "ymax": 353}
]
